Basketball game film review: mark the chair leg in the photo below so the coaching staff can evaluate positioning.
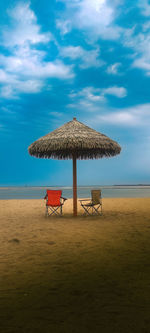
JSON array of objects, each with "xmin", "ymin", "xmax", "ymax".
[
  {"xmin": 46, "ymin": 205, "xmax": 63, "ymax": 216},
  {"xmin": 81, "ymin": 205, "xmax": 92, "ymax": 216},
  {"xmin": 45, "ymin": 206, "xmax": 48, "ymax": 217},
  {"xmin": 81, "ymin": 204, "xmax": 102, "ymax": 216},
  {"xmin": 92, "ymin": 204, "xmax": 102, "ymax": 215}
]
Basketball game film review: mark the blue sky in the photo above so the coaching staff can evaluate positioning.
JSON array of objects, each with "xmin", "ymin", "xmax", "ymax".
[{"xmin": 0, "ymin": 0, "xmax": 150, "ymax": 186}]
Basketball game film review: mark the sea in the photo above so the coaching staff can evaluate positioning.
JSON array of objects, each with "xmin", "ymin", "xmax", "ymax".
[{"xmin": 0, "ymin": 186, "xmax": 150, "ymax": 199}]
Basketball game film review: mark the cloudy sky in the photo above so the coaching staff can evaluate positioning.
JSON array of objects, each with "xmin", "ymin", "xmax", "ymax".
[{"xmin": 0, "ymin": 0, "xmax": 150, "ymax": 186}]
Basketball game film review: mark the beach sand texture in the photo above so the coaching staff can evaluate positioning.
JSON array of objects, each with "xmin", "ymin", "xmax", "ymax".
[{"xmin": 0, "ymin": 198, "xmax": 150, "ymax": 333}]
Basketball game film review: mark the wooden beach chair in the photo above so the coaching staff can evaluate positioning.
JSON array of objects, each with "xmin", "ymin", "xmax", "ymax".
[
  {"xmin": 44, "ymin": 190, "xmax": 67, "ymax": 216},
  {"xmin": 79, "ymin": 190, "xmax": 102, "ymax": 216}
]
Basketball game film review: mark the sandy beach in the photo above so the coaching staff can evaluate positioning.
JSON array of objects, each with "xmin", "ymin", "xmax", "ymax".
[{"xmin": 0, "ymin": 198, "xmax": 150, "ymax": 333}]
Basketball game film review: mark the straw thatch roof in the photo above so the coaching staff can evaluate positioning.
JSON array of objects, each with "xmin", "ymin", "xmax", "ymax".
[{"xmin": 28, "ymin": 118, "xmax": 121, "ymax": 159}]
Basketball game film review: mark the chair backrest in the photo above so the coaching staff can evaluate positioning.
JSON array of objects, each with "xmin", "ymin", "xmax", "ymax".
[
  {"xmin": 91, "ymin": 190, "xmax": 101, "ymax": 205},
  {"xmin": 46, "ymin": 190, "xmax": 62, "ymax": 206}
]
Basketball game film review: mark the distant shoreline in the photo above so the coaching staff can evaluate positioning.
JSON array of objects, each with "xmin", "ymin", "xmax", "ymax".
[
  {"xmin": 1, "ymin": 185, "xmax": 150, "ymax": 200},
  {"xmin": 0, "ymin": 184, "xmax": 150, "ymax": 188}
]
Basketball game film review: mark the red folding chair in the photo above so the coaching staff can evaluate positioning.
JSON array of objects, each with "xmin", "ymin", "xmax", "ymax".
[{"xmin": 44, "ymin": 190, "xmax": 67, "ymax": 216}]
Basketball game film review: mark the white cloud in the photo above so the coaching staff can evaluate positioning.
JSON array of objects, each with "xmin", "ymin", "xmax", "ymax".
[
  {"xmin": 1, "ymin": 86, "xmax": 16, "ymax": 99},
  {"xmin": 70, "ymin": 85, "xmax": 127, "ymax": 100},
  {"xmin": 49, "ymin": 111, "xmax": 62, "ymax": 117},
  {"xmin": 0, "ymin": 3, "xmax": 73, "ymax": 99},
  {"xmin": 16, "ymin": 80, "xmax": 43, "ymax": 93},
  {"xmin": 76, "ymin": 0, "xmax": 114, "ymax": 28},
  {"xmin": 56, "ymin": 19, "xmax": 71, "ymax": 35},
  {"xmin": 0, "ymin": 58, "xmax": 73, "ymax": 99},
  {"xmin": 100, "ymin": 111, "xmax": 136, "ymax": 125},
  {"xmin": 123, "ymin": 25, "xmax": 150, "ymax": 75},
  {"xmin": 0, "ymin": 48, "xmax": 73, "ymax": 80},
  {"xmin": 133, "ymin": 58, "xmax": 150, "ymax": 73},
  {"xmin": 0, "ymin": 69, "xmax": 44, "ymax": 99},
  {"xmin": 70, "ymin": 86, "xmax": 105, "ymax": 100},
  {"xmin": 142, "ymin": 21, "xmax": 150, "ymax": 32},
  {"xmin": 129, "ymin": 33, "xmax": 150, "ymax": 75},
  {"xmin": 138, "ymin": 0, "xmax": 150, "ymax": 16},
  {"xmin": 57, "ymin": 0, "xmax": 122, "ymax": 41},
  {"xmin": 103, "ymin": 86, "xmax": 127, "ymax": 98},
  {"xmin": 68, "ymin": 86, "xmax": 106, "ymax": 112},
  {"xmin": 68, "ymin": 85, "xmax": 127, "ymax": 112},
  {"xmin": 106, "ymin": 62, "xmax": 121, "ymax": 75},
  {"xmin": 94, "ymin": 103, "xmax": 150, "ymax": 126},
  {"xmin": 60, "ymin": 45, "xmax": 104, "ymax": 68},
  {"xmin": 2, "ymin": 3, "xmax": 51, "ymax": 47},
  {"xmin": 0, "ymin": 69, "xmax": 14, "ymax": 83}
]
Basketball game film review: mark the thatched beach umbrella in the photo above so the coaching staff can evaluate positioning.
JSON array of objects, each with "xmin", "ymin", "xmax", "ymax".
[{"xmin": 28, "ymin": 118, "xmax": 121, "ymax": 216}]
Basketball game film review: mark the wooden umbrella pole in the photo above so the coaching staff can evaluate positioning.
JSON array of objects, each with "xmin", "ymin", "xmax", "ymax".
[{"xmin": 73, "ymin": 154, "xmax": 77, "ymax": 216}]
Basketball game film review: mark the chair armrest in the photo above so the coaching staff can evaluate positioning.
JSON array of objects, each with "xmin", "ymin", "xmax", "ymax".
[
  {"xmin": 61, "ymin": 197, "xmax": 67, "ymax": 203},
  {"xmin": 79, "ymin": 199, "xmax": 91, "ymax": 203}
]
